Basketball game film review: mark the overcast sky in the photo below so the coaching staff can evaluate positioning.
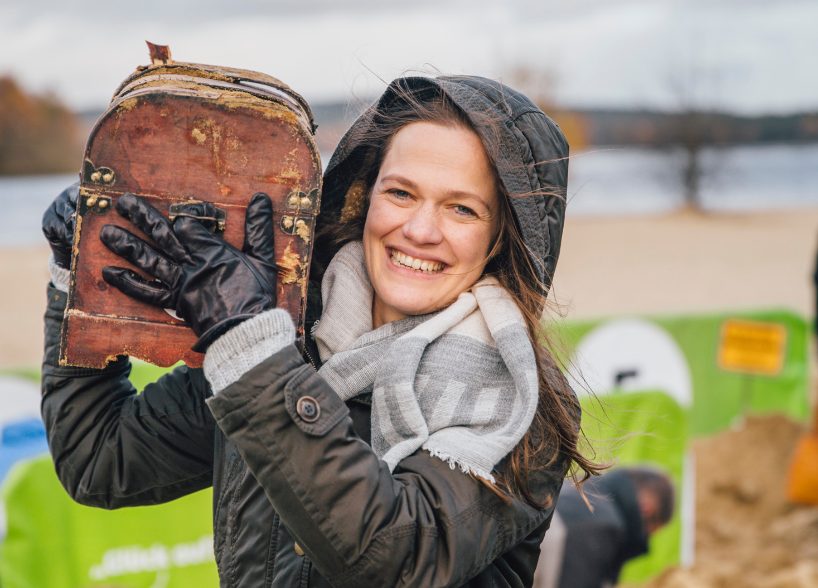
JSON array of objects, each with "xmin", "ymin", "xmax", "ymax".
[{"xmin": 1, "ymin": 0, "xmax": 815, "ymax": 114}]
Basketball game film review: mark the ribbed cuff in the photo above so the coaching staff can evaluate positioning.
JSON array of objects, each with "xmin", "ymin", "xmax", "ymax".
[
  {"xmin": 203, "ymin": 309, "xmax": 296, "ymax": 394},
  {"xmin": 49, "ymin": 255, "xmax": 70, "ymax": 293}
]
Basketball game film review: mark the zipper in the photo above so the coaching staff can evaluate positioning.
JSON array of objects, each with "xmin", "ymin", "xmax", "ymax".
[
  {"xmin": 303, "ymin": 343, "xmax": 318, "ymax": 371},
  {"xmin": 299, "ymin": 557, "xmax": 312, "ymax": 588},
  {"xmin": 303, "ymin": 319, "xmax": 320, "ymax": 370}
]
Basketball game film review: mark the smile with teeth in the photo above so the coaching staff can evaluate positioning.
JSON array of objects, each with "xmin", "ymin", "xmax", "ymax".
[{"xmin": 390, "ymin": 249, "xmax": 445, "ymax": 273}]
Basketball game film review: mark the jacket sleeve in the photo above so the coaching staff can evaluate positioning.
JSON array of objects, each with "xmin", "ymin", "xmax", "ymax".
[
  {"xmin": 207, "ymin": 343, "xmax": 569, "ymax": 587},
  {"xmin": 41, "ymin": 285, "xmax": 216, "ymax": 508}
]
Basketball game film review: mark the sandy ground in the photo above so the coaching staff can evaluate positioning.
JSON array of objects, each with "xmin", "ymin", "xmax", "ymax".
[
  {"xmin": 1, "ymin": 206, "xmax": 817, "ymax": 369},
  {"xmin": 550, "ymin": 207, "xmax": 818, "ymax": 321},
  {"xmin": 0, "ymin": 245, "xmax": 50, "ymax": 369}
]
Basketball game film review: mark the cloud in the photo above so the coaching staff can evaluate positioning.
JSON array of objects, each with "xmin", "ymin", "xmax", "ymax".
[{"xmin": 1, "ymin": 0, "xmax": 816, "ymax": 114}]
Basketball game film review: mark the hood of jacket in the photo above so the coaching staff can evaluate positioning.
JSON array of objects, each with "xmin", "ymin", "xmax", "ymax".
[{"xmin": 317, "ymin": 75, "xmax": 569, "ymax": 296}]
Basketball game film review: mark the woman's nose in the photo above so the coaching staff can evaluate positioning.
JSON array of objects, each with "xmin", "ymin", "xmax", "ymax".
[{"xmin": 402, "ymin": 205, "xmax": 443, "ymax": 244}]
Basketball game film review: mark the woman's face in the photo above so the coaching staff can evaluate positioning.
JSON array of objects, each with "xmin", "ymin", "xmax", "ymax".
[{"xmin": 363, "ymin": 121, "xmax": 499, "ymax": 327}]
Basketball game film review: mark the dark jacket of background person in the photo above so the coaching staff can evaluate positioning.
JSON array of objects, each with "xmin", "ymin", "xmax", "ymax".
[
  {"xmin": 548, "ymin": 470, "xmax": 649, "ymax": 588},
  {"xmin": 41, "ymin": 76, "xmax": 574, "ymax": 587}
]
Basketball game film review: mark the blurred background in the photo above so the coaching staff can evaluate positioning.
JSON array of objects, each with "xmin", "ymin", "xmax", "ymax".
[{"xmin": 1, "ymin": 0, "xmax": 817, "ymax": 586}]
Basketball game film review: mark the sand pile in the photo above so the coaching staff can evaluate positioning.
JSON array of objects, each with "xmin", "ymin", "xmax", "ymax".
[{"xmin": 649, "ymin": 415, "xmax": 818, "ymax": 588}]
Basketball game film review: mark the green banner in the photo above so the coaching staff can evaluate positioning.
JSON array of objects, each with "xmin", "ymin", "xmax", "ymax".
[
  {"xmin": 554, "ymin": 309, "xmax": 809, "ymax": 436},
  {"xmin": 0, "ymin": 455, "xmax": 218, "ymax": 588},
  {"xmin": 0, "ymin": 361, "xmax": 218, "ymax": 588}
]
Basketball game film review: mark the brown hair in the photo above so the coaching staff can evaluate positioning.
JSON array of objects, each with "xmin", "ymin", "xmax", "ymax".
[{"xmin": 316, "ymin": 85, "xmax": 603, "ymax": 508}]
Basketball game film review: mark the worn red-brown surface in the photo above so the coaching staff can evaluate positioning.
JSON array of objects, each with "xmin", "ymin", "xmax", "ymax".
[
  {"xmin": 647, "ymin": 415, "xmax": 818, "ymax": 588},
  {"xmin": 62, "ymin": 63, "xmax": 321, "ymax": 368}
]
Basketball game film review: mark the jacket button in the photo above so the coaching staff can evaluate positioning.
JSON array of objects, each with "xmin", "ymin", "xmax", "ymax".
[
  {"xmin": 296, "ymin": 396, "xmax": 320, "ymax": 423},
  {"xmin": 294, "ymin": 542, "xmax": 305, "ymax": 557}
]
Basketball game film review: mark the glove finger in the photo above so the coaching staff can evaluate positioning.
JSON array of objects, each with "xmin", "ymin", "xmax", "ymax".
[
  {"xmin": 42, "ymin": 183, "xmax": 79, "ymax": 267},
  {"xmin": 100, "ymin": 225, "xmax": 180, "ymax": 285},
  {"xmin": 102, "ymin": 266, "xmax": 176, "ymax": 308},
  {"xmin": 42, "ymin": 204, "xmax": 72, "ymax": 249},
  {"xmin": 56, "ymin": 183, "xmax": 79, "ymax": 228},
  {"xmin": 42, "ymin": 183, "xmax": 78, "ymax": 235},
  {"xmin": 115, "ymin": 193, "xmax": 188, "ymax": 262},
  {"xmin": 65, "ymin": 182, "xmax": 79, "ymax": 204},
  {"xmin": 243, "ymin": 192, "xmax": 276, "ymax": 263}
]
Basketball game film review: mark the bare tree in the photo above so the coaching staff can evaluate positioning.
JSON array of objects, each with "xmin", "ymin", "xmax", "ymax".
[
  {"xmin": 505, "ymin": 65, "xmax": 558, "ymax": 108},
  {"xmin": 665, "ymin": 63, "xmax": 726, "ymax": 211},
  {"xmin": 674, "ymin": 108, "xmax": 706, "ymax": 209}
]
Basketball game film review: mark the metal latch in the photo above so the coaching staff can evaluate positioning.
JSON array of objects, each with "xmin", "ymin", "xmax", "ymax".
[
  {"xmin": 168, "ymin": 201, "xmax": 226, "ymax": 232},
  {"xmin": 280, "ymin": 188, "xmax": 317, "ymax": 243}
]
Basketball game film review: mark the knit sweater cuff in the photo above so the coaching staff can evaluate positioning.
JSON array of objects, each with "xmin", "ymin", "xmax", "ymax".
[
  {"xmin": 203, "ymin": 309, "xmax": 296, "ymax": 394},
  {"xmin": 49, "ymin": 255, "xmax": 70, "ymax": 293}
]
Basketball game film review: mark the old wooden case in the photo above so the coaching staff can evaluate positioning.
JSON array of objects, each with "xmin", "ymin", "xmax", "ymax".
[{"xmin": 61, "ymin": 52, "xmax": 321, "ymax": 368}]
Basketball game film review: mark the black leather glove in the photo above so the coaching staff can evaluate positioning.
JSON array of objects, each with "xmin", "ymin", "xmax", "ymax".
[
  {"xmin": 42, "ymin": 182, "xmax": 80, "ymax": 268},
  {"xmin": 100, "ymin": 192, "xmax": 278, "ymax": 352}
]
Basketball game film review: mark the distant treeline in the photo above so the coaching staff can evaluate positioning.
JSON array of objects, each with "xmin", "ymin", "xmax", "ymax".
[
  {"xmin": 3, "ymin": 75, "xmax": 817, "ymax": 176},
  {"xmin": 302, "ymin": 101, "xmax": 818, "ymax": 152},
  {"xmin": 554, "ymin": 108, "xmax": 818, "ymax": 148},
  {"xmin": 0, "ymin": 76, "xmax": 83, "ymax": 175}
]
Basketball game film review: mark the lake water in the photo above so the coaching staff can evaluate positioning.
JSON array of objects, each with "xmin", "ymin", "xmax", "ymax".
[
  {"xmin": 568, "ymin": 143, "xmax": 818, "ymax": 215},
  {"xmin": 2, "ymin": 143, "xmax": 817, "ymax": 247}
]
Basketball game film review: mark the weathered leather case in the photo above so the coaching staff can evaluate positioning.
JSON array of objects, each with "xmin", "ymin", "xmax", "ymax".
[{"xmin": 61, "ymin": 46, "xmax": 321, "ymax": 368}]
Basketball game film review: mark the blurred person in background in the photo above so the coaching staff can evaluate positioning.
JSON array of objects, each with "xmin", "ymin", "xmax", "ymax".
[{"xmin": 536, "ymin": 466, "xmax": 674, "ymax": 588}]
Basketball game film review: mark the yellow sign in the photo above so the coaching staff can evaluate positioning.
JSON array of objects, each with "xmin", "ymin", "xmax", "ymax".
[{"xmin": 718, "ymin": 319, "xmax": 787, "ymax": 376}]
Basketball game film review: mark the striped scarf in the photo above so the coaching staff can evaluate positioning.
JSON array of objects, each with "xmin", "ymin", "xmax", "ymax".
[{"xmin": 313, "ymin": 241, "xmax": 539, "ymax": 482}]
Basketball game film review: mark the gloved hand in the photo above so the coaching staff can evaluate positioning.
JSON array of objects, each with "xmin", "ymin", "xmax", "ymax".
[
  {"xmin": 42, "ymin": 183, "xmax": 80, "ymax": 268},
  {"xmin": 100, "ymin": 192, "xmax": 278, "ymax": 352}
]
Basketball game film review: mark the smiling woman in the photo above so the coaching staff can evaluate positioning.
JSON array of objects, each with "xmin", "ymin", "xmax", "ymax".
[{"xmin": 40, "ymin": 74, "xmax": 600, "ymax": 587}]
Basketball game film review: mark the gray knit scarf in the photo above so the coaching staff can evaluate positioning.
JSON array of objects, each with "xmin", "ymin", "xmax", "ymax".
[{"xmin": 313, "ymin": 241, "xmax": 539, "ymax": 482}]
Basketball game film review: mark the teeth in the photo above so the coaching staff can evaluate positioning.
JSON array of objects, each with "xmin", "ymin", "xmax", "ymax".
[{"xmin": 390, "ymin": 250, "xmax": 444, "ymax": 273}]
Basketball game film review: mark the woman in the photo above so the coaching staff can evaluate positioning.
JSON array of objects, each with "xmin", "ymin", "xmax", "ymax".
[{"xmin": 41, "ymin": 76, "xmax": 599, "ymax": 587}]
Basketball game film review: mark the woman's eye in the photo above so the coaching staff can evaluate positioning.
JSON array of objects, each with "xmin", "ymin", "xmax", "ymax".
[
  {"xmin": 387, "ymin": 189, "xmax": 411, "ymax": 200},
  {"xmin": 453, "ymin": 204, "xmax": 477, "ymax": 218}
]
